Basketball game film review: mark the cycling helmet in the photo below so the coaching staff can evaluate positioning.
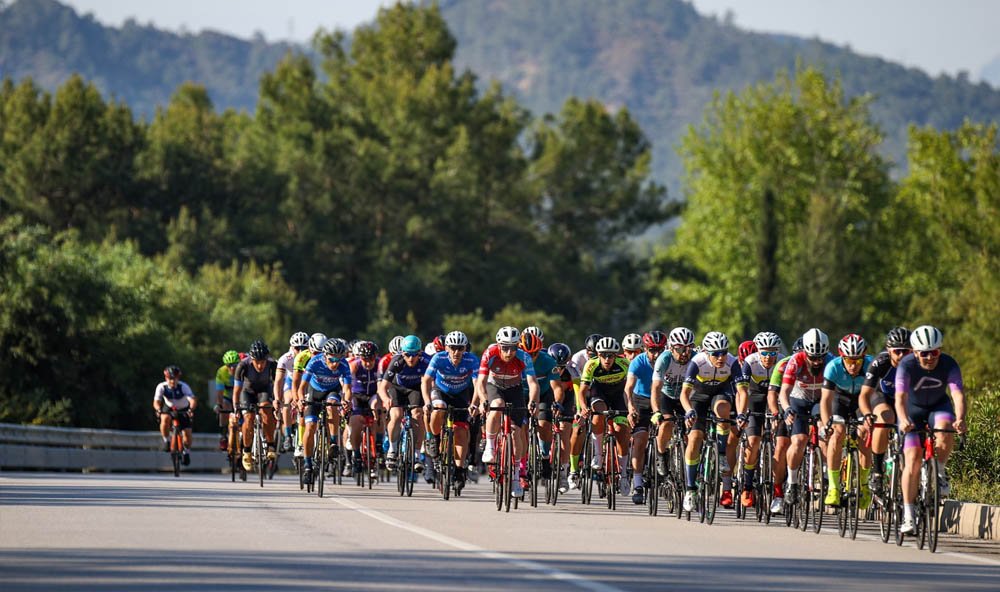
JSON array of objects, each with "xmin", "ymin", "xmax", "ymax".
[
  {"xmin": 738, "ymin": 340, "xmax": 757, "ymax": 363},
  {"xmin": 643, "ymin": 331, "xmax": 668, "ymax": 349},
  {"xmin": 523, "ymin": 326, "xmax": 544, "ymax": 342},
  {"xmin": 548, "ymin": 343, "xmax": 572, "ymax": 365},
  {"xmin": 308, "ymin": 332, "xmax": 327, "ymax": 352},
  {"xmin": 495, "ymin": 326, "xmax": 520, "ymax": 346},
  {"xmin": 520, "ymin": 332, "xmax": 543, "ymax": 354},
  {"xmin": 584, "ymin": 333, "xmax": 603, "ymax": 354},
  {"xmin": 248, "ymin": 340, "xmax": 269, "ymax": 360},
  {"xmin": 322, "ymin": 338, "xmax": 347, "ymax": 357},
  {"xmin": 801, "ymin": 328, "xmax": 829, "ymax": 356},
  {"xmin": 701, "ymin": 331, "xmax": 729, "ymax": 352},
  {"xmin": 388, "ymin": 335, "xmax": 404, "ymax": 355},
  {"xmin": 791, "ymin": 337, "xmax": 804, "ymax": 354},
  {"xmin": 753, "ymin": 331, "xmax": 783, "ymax": 350},
  {"xmin": 163, "ymin": 365, "xmax": 182, "ymax": 379},
  {"xmin": 622, "ymin": 333, "xmax": 643, "ymax": 351},
  {"xmin": 444, "ymin": 331, "xmax": 469, "ymax": 348},
  {"xmin": 838, "ymin": 333, "xmax": 867, "ymax": 357},
  {"xmin": 222, "ymin": 350, "xmax": 239, "ymax": 365},
  {"xmin": 289, "ymin": 331, "xmax": 309, "ymax": 348},
  {"xmin": 356, "ymin": 341, "xmax": 378, "ymax": 358},
  {"xmin": 668, "ymin": 327, "xmax": 695, "ymax": 348},
  {"xmin": 910, "ymin": 325, "xmax": 943, "ymax": 352},
  {"xmin": 350, "ymin": 340, "xmax": 365, "ymax": 356},
  {"xmin": 885, "ymin": 326, "xmax": 911, "ymax": 349},
  {"xmin": 595, "ymin": 336, "xmax": 621, "ymax": 354},
  {"xmin": 400, "ymin": 335, "xmax": 422, "ymax": 354},
  {"xmin": 432, "ymin": 334, "xmax": 446, "ymax": 352}
]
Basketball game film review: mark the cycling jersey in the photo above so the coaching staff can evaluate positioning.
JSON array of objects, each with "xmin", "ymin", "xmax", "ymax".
[
  {"xmin": 683, "ymin": 352, "xmax": 747, "ymax": 397},
  {"xmin": 863, "ymin": 351, "xmax": 898, "ymax": 396},
  {"xmin": 741, "ymin": 352, "xmax": 775, "ymax": 396},
  {"xmin": 154, "ymin": 381, "xmax": 195, "ymax": 410},
  {"xmin": 781, "ymin": 351, "xmax": 834, "ymax": 402},
  {"xmin": 627, "ymin": 352, "xmax": 657, "ymax": 398},
  {"xmin": 377, "ymin": 352, "xmax": 394, "ymax": 377},
  {"xmin": 652, "ymin": 351, "xmax": 688, "ymax": 399},
  {"xmin": 383, "ymin": 353, "xmax": 430, "ymax": 390},
  {"xmin": 214, "ymin": 366, "xmax": 234, "ymax": 399},
  {"xmin": 526, "ymin": 351, "xmax": 560, "ymax": 395},
  {"xmin": 234, "ymin": 358, "xmax": 278, "ymax": 394},
  {"xmin": 769, "ymin": 355, "xmax": 792, "ymax": 391},
  {"xmin": 302, "ymin": 355, "xmax": 352, "ymax": 392},
  {"xmin": 895, "ymin": 353, "xmax": 963, "ymax": 408},
  {"xmin": 570, "ymin": 349, "xmax": 591, "ymax": 375},
  {"xmin": 479, "ymin": 344, "xmax": 535, "ymax": 389},
  {"xmin": 349, "ymin": 358, "xmax": 380, "ymax": 396},
  {"xmin": 293, "ymin": 349, "xmax": 314, "ymax": 373},
  {"xmin": 823, "ymin": 356, "xmax": 873, "ymax": 397},
  {"xmin": 277, "ymin": 349, "xmax": 297, "ymax": 391},
  {"xmin": 425, "ymin": 351, "xmax": 479, "ymax": 394}
]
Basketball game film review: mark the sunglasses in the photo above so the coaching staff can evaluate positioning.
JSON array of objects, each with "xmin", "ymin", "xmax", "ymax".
[
  {"xmin": 759, "ymin": 350, "xmax": 779, "ymax": 358},
  {"xmin": 843, "ymin": 356, "xmax": 864, "ymax": 364},
  {"xmin": 889, "ymin": 348, "xmax": 912, "ymax": 356},
  {"xmin": 807, "ymin": 354, "xmax": 826, "ymax": 362},
  {"xmin": 708, "ymin": 350, "xmax": 727, "ymax": 358},
  {"xmin": 402, "ymin": 352, "xmax": 421, "ymax": 359},
  {"xmin": 226, "ymin": 364, "xmax": 237, "ymax": 370},
  {"xmin": 671, "ymin": 346, "xmax": 692, "ymax": 353},
  {"xmin": 598, "ymin": 353, "xmax": 617, "ymax": 360},
  {"xmin": 447, "ymin": 345, "xmax": 466, "ymax": 352},
  {"xmin": 917, "ymin": 349, "xmax": 940, "ymax": 359},
  {"xmin": 325, "ymin": 355, "xmax": 341, "ymax": 363},
  {"xmin": 293, "ymin": 346, "xmax": 306, "ymax": 353},
  {"xmin": 499, "ymin": 345, "xmax": 517, "ymax": 353}
]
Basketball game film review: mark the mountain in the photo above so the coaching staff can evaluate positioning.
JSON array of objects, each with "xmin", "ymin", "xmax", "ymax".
[
  {"xmin": 982, "ymin": 54, "xmax": 1000, "ymax": 88},
  {"xmin": 2, "ymin": 0, "xmax": 998, "ymax": 190}
]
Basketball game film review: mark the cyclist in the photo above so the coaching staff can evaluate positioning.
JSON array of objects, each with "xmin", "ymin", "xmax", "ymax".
[
  {"xmin": 622, "ymin": 333, "xmax": 644, "ymax": 363},
  {"xmin": 571, "ymin": 334, "xmax": 602, "ymax": 376},
  {"xmin": 579, "ymin": 336, "xmax": 633, "ymax": 496},
  {"xmin": 519, "ymin": 331, "xmax": 561, "ymax": 483},
  {"xmin": 233, "ymin": 340, "xmax": 279, "ymax": 472},
  {"xmin": 548, "ymin": 342, "xmax": 579, "ymax": 492},
  {"xmin": 475, "ymin": 326, "xmax": 540, "ymax": 498},
  {"xmin": 275, "ymin": 332, "xmax": 309, "ymax": 452},
  {"xmin": 858, "ymin": 326, "xmax": 910, "ymax": 494},
  {"xmin": 422, "ymin": 330, "xmax": 480, "ymax": 491},
  {"xmin": 736, "ymin": 331, "xmax": 783, "ymax": 509},
  {"xmin": 680, "ymin": 332, "xmax": 748, "ymax": 512},
  {"xmin": 297, "ymin": 338, "xmax": 352, "ymax": 485},
  {"xmin": 380, "ymin": 335, "xmax": 430, "ymax": 474},
  {"xmin": 380, "ymin": 336, "xmax": 404, "ymax": 375},
  {"xmin": 214, "ymin": 350, "xmax": 239, "ymax": 450},
  {"xmin": 738, "ymin": 340, "xmax": 757, "ymax": 365},
  {"xmin": 291, "ymin": 333, "xmax": 326, "ymax": 458},
  {"xmin": 650, "ymin": 327, "xmax": 695, "ymax": 478},
  {"xmin": 896, "ymin": 325, "xmax": 967, "ymax": 535},
  {"xmin": 347, "ymin": 340, "xmax": 384, "ymax": 478},
  {"xmin": 778, "ymin": 328, "xmax": 834, "ymax": 508},
  {"xmin": 623, "ymin": 330, "xmax": 668, "ymax": 504},
  {"xmin": 820, "ymin": 333, "xmax": 874, "ymax": 508},
  {"xmin": 154, "ymin": 365, "xmax": 196, "ymax": 464},
  {"xmin": 766, "ymin": 335, "xmax": 803, "ymax": 514}
]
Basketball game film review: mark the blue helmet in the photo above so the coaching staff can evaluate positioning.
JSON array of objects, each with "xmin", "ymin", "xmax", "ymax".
[
  {"xmin": 400, "ymin": 335, "xmax": 422, "ymax": 354},
  {"xmin": 548, "ymin": 343, "xmax": 572, "ymax": 365}
]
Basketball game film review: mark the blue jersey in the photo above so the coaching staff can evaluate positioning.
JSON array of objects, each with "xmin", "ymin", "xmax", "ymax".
[
  {"xmin": 627, "ymin": 352, "xmax": 656, "ymax": 398},
  {"xmin": 524, "ymin": 351, "xmax": 560, "ymax": 396},
  {"xmin": 425, "ymin": 351, "xmax": 479, "ymax": 394},
  {"xmin": 823, "ymin": 356, "xmax": 873, "ymax": 397},
  {"xmin": 302, "ymin": 355, "xmax": 352, "ymax": 392},
  {"xmin": 382, "ymin": 353, "xmax": 430, "ymax": 390}
]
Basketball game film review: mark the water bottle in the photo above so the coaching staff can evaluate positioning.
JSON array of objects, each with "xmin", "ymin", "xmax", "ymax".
[{"xmin": 885, "ymin": 457, "xmax": 894, "ymax": 476}]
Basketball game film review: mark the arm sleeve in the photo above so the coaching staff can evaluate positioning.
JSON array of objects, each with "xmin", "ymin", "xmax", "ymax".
[
  {"xmin": 947, "ymin": 360, "xmax": 964, "ymax": 391},
  {"xmin": 520, "ymin": 351, "xmax": 536, "ymax": 377},
  {"xmin": 781, "ymin": 357, "xmax": 798, "ymax": 385},
  {"xmin": 154, "ymin": 384, "xmax": 164, "ymax": 403},
  {"xmin": 478, "ymin": 349, "xmax": 492, "ymax": 377},
  {"xmin": 682, "ymin": 360, "xmax": 699, "ymax": 385},
  {"xmin": 731, "ymin": 359, "xmax": 749, "ymax": 386},
  {"xmin": 894, "ymin": 362, "xmax": 910, "ymax": 395}
]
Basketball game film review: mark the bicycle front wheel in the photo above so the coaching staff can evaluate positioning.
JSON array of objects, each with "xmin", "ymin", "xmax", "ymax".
[
  {"xmin": 810, "ymin": 447, "xmax": 825, "ymax": 534},
  {"xmin": 926, "ymin": 457, "xmax": 941, "ymax": 552},
  {"xmin": 503, "ymin": 434, "xmax": 514, "ymax": 512},
  {"xmin": 704, "ymin": 442, "xmax": 720, "ymax": 525},
  {"xmin": 848, "ymin": 449, "xmax": 861, "ymax": 540}
]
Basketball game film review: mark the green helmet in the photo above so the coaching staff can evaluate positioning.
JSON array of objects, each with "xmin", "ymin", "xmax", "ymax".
[{"xmin": 222, "ymin": 350, "xmax": 240, "ymax": 365}]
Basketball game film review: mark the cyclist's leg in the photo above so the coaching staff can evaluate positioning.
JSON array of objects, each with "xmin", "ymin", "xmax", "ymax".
[
  {"xmin": 590, "ymin": 397, "xmax": 608, "ymax": 466},
  {"xmin": 869, "ymin": 393, "xmax": 895, "ymax": 475},
  {"xmin": 826, "ymin": 395, "xmax": 848, "ymax": 498},
  {"xmin": 785, "ymin": 398, "xmax": 812, "ymax": 489},
  {"xmin": 631, "ymin": 396, "xmax": 651, "ymax": 480},
  {"xmin": 684, "ymin": 394, "xmax": 710, "ymax": 491},
  {"xmin": 349, "ymin": 399, "xmax": 366, "ymax": 465}
]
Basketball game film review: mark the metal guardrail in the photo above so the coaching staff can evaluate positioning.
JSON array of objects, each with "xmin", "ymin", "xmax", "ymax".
[{"xmin": 0, "ymin": 422, "xmax": 227, "ymax": 472}]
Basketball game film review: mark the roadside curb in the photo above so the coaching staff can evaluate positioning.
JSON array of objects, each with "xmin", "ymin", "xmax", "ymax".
[{"xmin": 941, "ymin": 500, "xmax": 1000, "ymax": 540}]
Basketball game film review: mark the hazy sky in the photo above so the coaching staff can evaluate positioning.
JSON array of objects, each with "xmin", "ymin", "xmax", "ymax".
[{"xmin": 63, "ymin": 0, "xmax": 1000, "ymax": 81}]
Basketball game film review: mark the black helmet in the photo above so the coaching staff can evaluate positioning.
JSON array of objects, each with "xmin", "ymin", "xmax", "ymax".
[
  {"xmin": 322, "ymin": 338, "xmax": 348, "ymax": 357},
  {"xmin": 248, "ymin": 340, "xmax": 269, "ymax": 360},
  {"xmin": 163, "ymin": 365, "xmax": 182, "ymax": 380},
  {"xmin": 791, "ymin": 337, "xmax": 804, "ymax": 354},
  {"xmin": 885, "ymin": 326, "xmax": 911, "ymax": 349},
  {"xmin": 584, "ymin": 333, "xmax": 603, "ymax": 355},
  {"xmin": 548, "ymin": 343, "xmax": 572, "ymax": 365},
  {"xmin": 356, "ymin": 341, "xmax": 378, "ymax": 358}
]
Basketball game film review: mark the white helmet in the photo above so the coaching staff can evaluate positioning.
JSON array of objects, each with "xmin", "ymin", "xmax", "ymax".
[
  {"xmin": 802, "ymin": 328, "xmax": 829, "ymax": 356},
  {"xmin": 444, "ymin": 331, "xmax": 469, "ymax": 348},
  {"xmin": 308, "ymin": 332, "xmax": 327, "ymax": 352},
  {"xmin": 495, "ymin": 326, "xmax": 520, "ymax": 346},
  {"xmin": 388, "ymin": 335, "xmax": 404, "ymax": 355},
  {"xmin": 289, "ymin": 331, "xmax": 309, "ymax": 348},
  {"xmin": 753, "ymin": 331, "xmax": 783, "ymax": 350},
  {"xmin": 523, "ymin": 326, "xmax": 544, "ymax": 342},
  {"xmin": 622, "ymin": 333, "xmax": 643, "ymax": 351},
  {"xmin": 910, "ymin": 325, "xmax": 943, "ymax": 352},
  {"xmin": 595, "ymin": 336, "xmax": 621, "ymax": 354},
  {"xmin": 701, "ymin": 331, "xmax": 729, "ymax": 352},
  {"xmin": 838, "ymin": 333, "xmax": 867, "ymax": 357},
  {"xmin": 668, "ymin": 327, "xmax": 695, "ymax": 347}
]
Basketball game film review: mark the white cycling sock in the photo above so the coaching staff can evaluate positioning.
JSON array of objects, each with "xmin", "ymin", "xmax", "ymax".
[
  {"xmin": 788, "ymin": 467, "xmax": 799, "ymax": 485},
  {"xmin": 633, "ymin": 473, "xmax": 643, "ymax": 488},
  {"xmin": 388, "ymin": 439, "xmax": 397, "ymax": 453},
  {"xmin": 904, "ymin": 503, "xmax": 915, "ymax": 521},
  {"xmin": 486, "ymin": 434, "xmax": 496, "ymax": 451}
]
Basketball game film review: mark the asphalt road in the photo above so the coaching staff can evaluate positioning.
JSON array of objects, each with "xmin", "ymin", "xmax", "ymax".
[{"xmin": 1, "ymin": 471, "xmax": 998, "ymax": 591}]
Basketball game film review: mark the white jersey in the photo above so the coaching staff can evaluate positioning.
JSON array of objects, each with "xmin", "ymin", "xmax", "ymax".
[
  {"xmin": 652, "ymin": 351, "xmax": 688, "ymax": 399},
  {"xmin": 570, "ymin": 349, "xmax": 592, "ymax": 376},
  {"xmin": 154, "ymin": 381, "xmax": 195, "ymax": 410},
  {"xmin": 277, "ymin": 349, "xmax": 297, "ymax": 374}
]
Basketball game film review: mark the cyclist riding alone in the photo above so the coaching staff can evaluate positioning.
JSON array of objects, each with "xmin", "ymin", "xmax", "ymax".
[
  {"xmin": 155, "ymin": 365, "xmax": 197, "ymax": 465},
  {"xmin": 214, "ymin": 350, "xmax": 240, "ymax": 450},
  {"xmin": 232, "ymin": 340, "xmax": 279, "ymax": 472}
]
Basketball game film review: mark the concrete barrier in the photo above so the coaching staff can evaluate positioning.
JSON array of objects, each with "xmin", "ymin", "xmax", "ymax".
[{"xmin": 940, "ymin": 499, "xmax": 1000, "ymax": 540}]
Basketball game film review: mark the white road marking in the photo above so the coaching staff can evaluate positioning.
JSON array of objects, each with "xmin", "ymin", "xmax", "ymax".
[{"xmin": 329, "ymin": 494, "xmax": 629, "ymax": 592}]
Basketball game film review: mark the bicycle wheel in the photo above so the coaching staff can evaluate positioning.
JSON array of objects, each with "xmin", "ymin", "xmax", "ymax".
[
  {"xmin": 441, "ymin": 430, "xmax": 453, "ymax": 501},
  {"xmin": 404, "ymin": 427, "xmax": 415, "ymax": 497},
  {"xmin": 503, "ymin": 433, "xmax": 514, "ymax": 512},
  {"xmin": 318, "ymin": 433, "xmax": 328, "ymax": 498},
  {"xmin": 878, "ymin": 467, "xmax": 892, "ymax": 543},
  {"xmin": 647, "ymin": 440, "xmax": 659, "ymax": 517},
  {"xmin": 580, "ymin": 431, "xmax": 594, "ymax": 505},
  {"xmin": 672, "ymin": 439, "xmax": 685, "ymax": 520},
  {"xmin": 255, "ymin": 425, "xmax": 265, "ymax": 488},
  {"xmin": 926, "ymin": 457, "xmax": 941, "ymax": 552},
  {"xmin": 704, "ymin": 442, "xmax": 719, "ymax": 525},
  {"xmin": 759, "ymin": 438, "xmax": 773, "ymax": 524},
  {"xmin": 917, "ymin": 463, "xmax": 929, "ymax": 550},
  {"xmin": 528, "ymin": 427, "xmax": 539, "ymax": 508},
  {"xmin": 605, "ymin": 436, "xmax": 616, "ymax": 511},
  {"xmin": 848, "ymin": 449, "xmax": 861, "ymax": 540},
  {"xmin": 494, "ymin": 433, "xmax": 504, "ymax": 511},
  {"xmin": 548, "ymin": 431, "xmax": 561, "ymax": 506},
  {"xmin": 734, "ymin": 439, "xmax": 747, "ymax": 520}
]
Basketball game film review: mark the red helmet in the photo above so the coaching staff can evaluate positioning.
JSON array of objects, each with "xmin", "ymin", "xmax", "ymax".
[
  {"xmin": 519, "ymin": 332, "xmax": 543, "ymax": 355},
  {"xmin": 642, "ymin": 331, "xmax": 668, "ymax": 349},
  {"xmin": 432, "ymin": 335, "xmax": 445, "ymax": 352},
  {"xmin": 737, "ymin": 340, "xmax": 757, "ymax": 364}
]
